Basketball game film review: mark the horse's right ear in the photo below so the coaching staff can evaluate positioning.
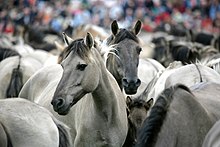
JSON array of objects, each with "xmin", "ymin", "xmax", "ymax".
[
  {"xmin": 111, "ymin": 20, "xmax": 119, "ymax": 36},
  {"xmin": 62, "ymin": 32, "xmax": 73, "ymax": 46}
]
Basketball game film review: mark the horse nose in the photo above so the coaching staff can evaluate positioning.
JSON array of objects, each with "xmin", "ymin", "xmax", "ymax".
[
  {"xmin": 122, "ymin": 78, "xmax": 141, "ymax": 88},
  {"xmin": 51, "ymin": 98, "xmax": 65, "ymax": 110}
]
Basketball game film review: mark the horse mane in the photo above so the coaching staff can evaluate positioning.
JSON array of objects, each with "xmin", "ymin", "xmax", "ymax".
[
  {"xmin": 0, "ymin": 48, "xmax": 20, "ymax": 62},
  {"xmin": 62, "ymin": 38, "xmax": 91, "ymax": 62},
  {"xmin": 6, "ymin": 55, "xmax": 23, "ymax": 98},
  {"xmin": 136, "ymin": 84, "xmax": 192, "ymax": 147},
  {"xmin": 52, "ymin": 117, "xmax": 72, "ymax": 147},
  {"xmin": 106, "ymin": 29, "xmax": 139, "ymax": 45}
]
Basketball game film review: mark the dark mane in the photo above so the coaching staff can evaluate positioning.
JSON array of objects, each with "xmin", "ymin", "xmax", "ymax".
[
  {"xmin": 62, "ymin": 38, "xmax": 91, "ymax": 62},
  {"xmin": 0, "ymin": 48, "xmax": 20, "ymax": 62},
  {"xmin": 107, "ymin": 29, "xmax": 139, "ymax": 45},
  {"xmin": 136, "ymin": 84, "xmax": 192, "ymax": 147}
]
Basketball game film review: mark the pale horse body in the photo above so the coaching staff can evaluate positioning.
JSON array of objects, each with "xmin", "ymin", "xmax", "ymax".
[
  {"xmin": 145, "ymin": 62, "xmax": 220, "ymax": 102},
  {"xmin": 0, "ymin": 98, "xmax": 71, "ymax": 147},
  {"xmin": 19, "ymin": 33, "xmax": 128, "ymax": 146},
  {"xmin": 136, "ymin": 82, "xmax": 220, "ymax": 147},
  {"xmin": 0, "ymin": 55, "xmax": 43, "ymax": 98}
]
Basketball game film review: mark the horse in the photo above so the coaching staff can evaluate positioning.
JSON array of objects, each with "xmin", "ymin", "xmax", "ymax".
[
  {"xmin": 104, "ymin": 20, "xmax": 142, "ymax": 95},
  {"xmin": 0, "ymin": 55, "xmax": 43, "ymax": 98},
  {"xmin": 136, "ymin": 82, "xmax": 220, "ymax": 147},
  {"xmin": 0, "ymin": 98, "xmax": 71, "ymax": 147},
  {"xmin": 123, "ymin": 97, "xmax": 154, "ymax": 147},
  {"xmin": 19, "ymin": 32, "xmax": 128, "ymax": 146},
  {"xmin": 145, "ymin": 62, "xmax": 220, "ymax": 103}
]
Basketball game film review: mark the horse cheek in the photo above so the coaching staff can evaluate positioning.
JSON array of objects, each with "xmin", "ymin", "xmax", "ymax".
[{"xmin": 82, "ymin": 65, "xmax": 99, "ymax": 92}]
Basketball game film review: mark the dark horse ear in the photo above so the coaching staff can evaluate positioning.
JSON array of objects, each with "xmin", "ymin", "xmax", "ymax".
[
  {"xmin": 144, "ymin": 98, "xmax": 154, "ymax": 110},
  {"xmin": 84, "ymin": 32, "xmax": 94, "ymax": 49},
  {"xmin": 62, "ymin": 32, "xmax": 73, "ymax": 46},
  {"xmin": 126, "ymin": 96, "xmax": 132, "ymax": 106},
  {"xmin": 133, "ymin": 20, "xmax": 142, "ymax": 35},
  {"xmin": 111, "ymin": 20, "xmax": 119, "ymax": 36}
]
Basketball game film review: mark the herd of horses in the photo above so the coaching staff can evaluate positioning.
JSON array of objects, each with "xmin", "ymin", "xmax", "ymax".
[{"xmin": 1, "ymin": 19, "xmax": 220, "ymax": 147}]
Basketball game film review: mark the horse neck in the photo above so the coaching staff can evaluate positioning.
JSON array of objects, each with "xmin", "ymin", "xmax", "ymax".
[{"xmin": 91, "ymin": 53, "xmax": 122, "ymax": 120}]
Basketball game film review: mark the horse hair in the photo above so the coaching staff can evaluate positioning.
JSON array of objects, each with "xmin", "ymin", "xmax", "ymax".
[
  {"xmin": 135, "ymin": 84, "xmax": 192, "ymax": 147},
  {"xmin": 62, "ymin": 38, "xmax": 91, "ymax": 62},
  {"xmin": 6, "ymin": 56, "xmax": 23, "ymax": 98},
  {"xmin": 0, "ymin": 48, "xmax": 20, "ymax": 62},
  {"xmin": 107, "ymin": 29, "xmax": 139, "ymax": 45},
  {"xmin": 128, "ymin": 98, "xmax": 147, "ymax": 109}
]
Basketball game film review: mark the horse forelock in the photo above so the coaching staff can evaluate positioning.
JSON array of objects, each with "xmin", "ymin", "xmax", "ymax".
[
  {"xmin": 129, "ymin": 98, "xmax": 147, "ymax": 109},
  {"xmin": 136, "ymin": 84, "xmax": 191, "ymax": 147},
  {"xmin": 108, "ymin": 29, "xmax": 139, "ymax": 45},
  {"xmin": 64, "ymin": 38, "xmax": 92, "ymax": 62}
]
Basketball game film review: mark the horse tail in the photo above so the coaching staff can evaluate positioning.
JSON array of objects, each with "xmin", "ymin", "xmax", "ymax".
[
  {"xmin": 0, "ymin": 122, "xmax": 13, "ymax": 147},
  {"xmin": 6, "ymin": 55, "xmax": 23, "ymax": 98},
  {"xmin": 52, "ymin": 117, "xmax": 72, "ymax": 147}
]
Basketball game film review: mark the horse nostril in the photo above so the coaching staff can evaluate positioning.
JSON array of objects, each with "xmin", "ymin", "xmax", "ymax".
[
  {"xmin": 52, "ymin": 98, "xmax": 65, "ymax": 109},
  {"xmin": 122, "ymin": 78, "xmax": 129, "ymax": 87},
  {"xmin": 136, "ymin": 79, "xmax": 141, "ymax": 87}
]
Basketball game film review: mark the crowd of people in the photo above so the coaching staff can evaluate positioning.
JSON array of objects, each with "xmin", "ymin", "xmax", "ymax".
[{"xmin": 1, "ymin": 0, "xmax": 220, "ymax": 36}]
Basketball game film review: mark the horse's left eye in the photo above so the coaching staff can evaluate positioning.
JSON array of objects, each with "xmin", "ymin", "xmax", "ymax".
[
  {"xmin": 137, "ymin": 47, "xmax": 142, "ymax": 54},
  {"xmin": 76, "ymin": 64, "xmax": 87, "ymax": 71}
]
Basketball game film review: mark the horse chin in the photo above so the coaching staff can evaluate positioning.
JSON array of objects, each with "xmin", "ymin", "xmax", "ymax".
[
  {"xmin": 56, "ymin": 105, "xmax": 71, "ymax": 115},
  {"xmin": 124, "ymin": 88, "xmax": 137, "ymax": 95}
]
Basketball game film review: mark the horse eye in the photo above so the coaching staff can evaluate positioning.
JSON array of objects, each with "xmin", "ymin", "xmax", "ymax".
[
  {"xmin": 76, "ymin": 64, "xmax": 87, "ymax": 71},
  {"xmin": 137, "ymin": 47, "xmax": 142, "ymax": 54}
]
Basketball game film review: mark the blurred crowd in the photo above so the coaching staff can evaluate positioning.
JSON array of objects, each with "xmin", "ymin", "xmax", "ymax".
[{"xmin": 1, "ymin": 0, "xmax": 220, "ymax": 36}]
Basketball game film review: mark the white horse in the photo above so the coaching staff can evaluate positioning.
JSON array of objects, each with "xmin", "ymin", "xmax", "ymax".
[
  {"xmin": 145, "ymin": 62, "xmax": 220, "ymax": 103},
  {"xmin": 19, "ymin": 32, "xmax": 128, "ymax": 146},
  {"xmin": 0, "ymin": 98, "xmax": 71, "ymax": 147}
]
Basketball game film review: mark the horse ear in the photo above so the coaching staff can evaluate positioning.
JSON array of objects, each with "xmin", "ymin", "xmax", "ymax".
[
  {"xmin": 85, "ymin": 32, "xmax": 94, "ymax": 49},
  {"xmin": 126, "ymin": 96, "xmax": 132, "ymax": 105},
  {"xmin": 144, "ymin": 98, "xmax": 154, "ymax": 110},
  {"xmin": 132, "ymin": 20, "xmax": 142, "ymax": 35},
  {"xmin": 111, "ymin": 20, "xmax": 119, "ymax": 36},
  {"xmin": 62, "ymin": 32, "xmax": 73, "ymax": 46}
]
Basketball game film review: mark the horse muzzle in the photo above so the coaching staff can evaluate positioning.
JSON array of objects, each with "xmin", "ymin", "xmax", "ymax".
[
  {"xmin": 51, "ymin": 97, "xmax": 71, "ymax": 115},
  {"xmin": 122, "ymin": 78, "xmax": 141, "ymax": 95}
]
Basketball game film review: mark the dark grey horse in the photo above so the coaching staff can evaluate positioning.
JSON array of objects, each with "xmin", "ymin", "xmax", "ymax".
[{"xmin": 105, "ymin": 20, "xmax": 142, "ymax": 95}]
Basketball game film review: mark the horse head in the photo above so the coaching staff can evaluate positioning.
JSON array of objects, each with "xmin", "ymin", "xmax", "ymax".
[
  {"xmin": 125, "ymin": 96, "xmax": 153, "ymax": 146},
  {"xmin": 106, "ymin": 20, "xmax": 142, "ymax": 95},
  {"xmin": 51, "ymin": 32, "xmax": 100, "ymax": 115}
]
